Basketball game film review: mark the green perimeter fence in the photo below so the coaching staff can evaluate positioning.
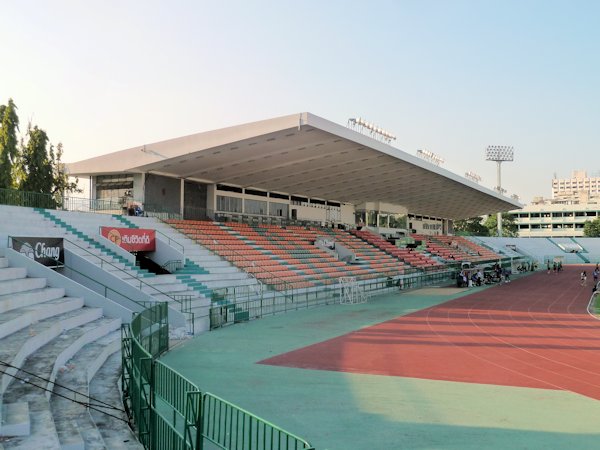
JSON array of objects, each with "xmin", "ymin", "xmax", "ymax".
[
  {"xmin": 122, "ymin": 302, "xmax": 314, "ymax": 450},
  {"xmin": 209, "ymin": 270, "xmax": 457, "ymax": 329}
]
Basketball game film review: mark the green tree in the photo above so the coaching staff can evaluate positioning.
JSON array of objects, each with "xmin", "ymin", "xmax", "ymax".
[
  {"xmin": 453, "ymin": 216, "xmax": 488, "ymax": 236},
  {"xmin": 18, "ymin": 125, "xmax": 81, "ymax": 206},
  {"xmin": 484, "ymin": 213, "xmax": 519, "ymax": 237},
  {"xmin": 0, "ymin": 98, "xmax": 20, "ymax": 188},
  {"xmin": 19, "ymin": 124, "xmax": 54, "ymax": 194},
  {"xmin": 52, "ymin": 142, "xmax": 80, "ymax": 198},
  {"xmin": 583, "ymin": 218, "xmax": 600, "ymax": 237}
]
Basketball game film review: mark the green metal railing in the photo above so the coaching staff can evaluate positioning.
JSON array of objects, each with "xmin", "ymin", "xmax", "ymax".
[
  {"xmin": 45, "ymin": 232, "xmax": 197, "ymax": 333},
  {"xmin": 7, "ymin": 236, "xmax": 157, "ymax": 312},
  {"xmin": 122, "ymin": 302, "xmax": 314, "ymax": 450},
  {"xmin": 0, "ymin": 187, "xmax": 61, "ymax": 208},
  {"xmin": 161, "ymin": 259, "xmax": 184, "ymax": 273},
  {"xmin": 209, "ymin": 270, "xmax": 455, "ymax": 329}
]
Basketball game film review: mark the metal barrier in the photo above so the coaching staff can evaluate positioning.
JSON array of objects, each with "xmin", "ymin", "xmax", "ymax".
[
  {"xmin": 0, "ymin": 187, "xmax": 59, "ymax": 208},
  {"xmin": 122, "ymin": 302, "xmax": 314, "ymax": 450},
  {"xmin": 209, "ymin": 270, "xmax": 456, "ymax": 329}
]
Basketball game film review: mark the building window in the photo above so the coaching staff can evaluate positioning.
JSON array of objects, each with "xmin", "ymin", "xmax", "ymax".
[
  {"xmin": 244, "ymin": 199, "xmax": 267, "ymax": 215},
  {"xmin": 96, "ymin": 174, "xmax": 134, "ymax": 203},
  {"xmin": 217, "ymin": 184, "xmax": 243, "ymax": 193},
  {"xmin": 269, "ymin": 201, "xmax": 289, "ymax": 217},
  {"xmin": 245, "ymin": 188, "xmax": 268, "ymax": 197},
  {"xmin": 216, "ymin": 195, "xmax": 242, "ymax": 213}
]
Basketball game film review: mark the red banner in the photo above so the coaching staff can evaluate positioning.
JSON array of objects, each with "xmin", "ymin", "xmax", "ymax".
[{"xmin": 101, "ymin": 227, "xmax": 156, "ymax": 252}]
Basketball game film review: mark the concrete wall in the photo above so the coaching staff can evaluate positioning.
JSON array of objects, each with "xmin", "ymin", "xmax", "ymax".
[
  {"xmin": 63, "ymin": 250, "xmax": 186, "ymax": 328},
  {"xmin": 0, "ymin": 247, "xmax": 134, "ymax": 324},
  {"xmin": 341, "ymin": 204, "xmax": 355, "ymax": 224},
  {"xmin": 133, "ymin": 173, "xmax": 145, "ymax": 203},
  {"xmin": 148, "ymin": 238, "xmax": 185, "ymax": 269}
]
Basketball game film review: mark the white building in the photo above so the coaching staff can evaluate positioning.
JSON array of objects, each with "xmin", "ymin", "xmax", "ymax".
[
  {"xmin": 552, "ymin": 170, "xmax": 600, "ymax": 199},
  {"xmin": 511, "ymin": 202, "xmax": 600, "ymax": 237},
  {"xmin": 512, "ymin": 170, "xmax": 600, "ymax": 237}
]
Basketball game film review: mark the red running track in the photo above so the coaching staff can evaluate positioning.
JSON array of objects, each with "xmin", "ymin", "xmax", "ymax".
[{"xmin": 260, "ymin": 266, "xmax": 600, "ymax": 400}]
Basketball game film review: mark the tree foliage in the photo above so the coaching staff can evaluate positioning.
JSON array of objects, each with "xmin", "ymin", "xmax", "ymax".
[
  {"xmin": 0, "ymin": 98, "xmax": 20, "ymax": 188},
  {"xmin": 19, "ymin": 124, "xmax": 54, "ymax": 194},
  {"xmin": 583, "ymin": 219, "xmax": 600, "ymax": 237},
  {"xmin": 0, "ymin": 98, "xmax": 80, "ymax": 199},
  {"xmin": 452, "ymin": 216, "xmax": 488, "ymax": 236},
  {"xmin": 52, "ymin": 142, "xmax": 79, "ymax": 197},
  {"xmin": 484, "ymin": 213, "xmax": 519, "ymax": 237}
]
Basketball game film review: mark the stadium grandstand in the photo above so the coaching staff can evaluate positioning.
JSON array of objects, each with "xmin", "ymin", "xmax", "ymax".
[{"xmin": 2, "ymin": 113, "xmax": 600, "ymax": 449}]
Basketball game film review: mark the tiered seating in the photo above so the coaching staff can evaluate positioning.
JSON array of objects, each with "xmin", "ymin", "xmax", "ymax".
[
  {"xmin": 166, "ymin": 220, "xmax": 384, "ymax": 290},
  {"xmin": 452, "ymin": 235, "xmax": 502, "ymax": 261},
  {"xmin": 0, "ymin": 255, "xmax": 140, "ymax": 449},
  {"xmin": 412, "ymin": 234, "xmax": 469, "ymax": 262},
  {"xmin": 0, "ymin": 206, "xmax": 207, "ymax": 332},
  {"xmin": 351, "ymin": 229, "xmax": 444, "ymax": 271},
  {"xmin": 127, "ymin": 215, "xmax": 262, "ymax": 295},
  {"xmin": 234, "ymin": 223, "xmax": 380, "ymax": 282},
  {"xmin": 425, "ymin": 235, "xmax": 501, "ymax": 262},
  {"xmin": 167, "ymin": 220, "xmax": 304, "ymax": 288},
  {"xmin": 321, "ymin": 228, "xmax": 410, "ymax": 274}
]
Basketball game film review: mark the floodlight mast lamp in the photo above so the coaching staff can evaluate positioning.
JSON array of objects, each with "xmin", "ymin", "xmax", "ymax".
[
  {"xmin": 485, "ymin": 145, "xmax": 514, "ymax": 236},
  {"xmin": 416, "ymin": 149, "xmax": 445, "ymax": 166},
  {"xmin": 347, "ymin": 117, "xmax": 397, "ymax": 144}
]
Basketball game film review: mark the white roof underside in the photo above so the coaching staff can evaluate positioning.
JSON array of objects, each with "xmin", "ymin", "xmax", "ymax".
[{"xmin": 68, "ymin": 112, "xmax": 521, "ymax": 220}]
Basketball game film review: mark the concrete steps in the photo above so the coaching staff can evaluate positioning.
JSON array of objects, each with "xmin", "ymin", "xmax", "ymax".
[
  {"xmin": 0, "ymin": 252, "xmax": 141, "ymax": 448},
  {"xmin": 0, "ymin": 295, "xmax": 83, "ymax": 340},
  {"xmin": 2, "ymin": 317, "xmax": 120, "ymax": 448},
  {"xmin": 50, "ymin": 331, "xmax": 122, "ymax": 450},
  {"xmin": 89, "ymin": 352, "xmax": 143, "ymax": 449}
]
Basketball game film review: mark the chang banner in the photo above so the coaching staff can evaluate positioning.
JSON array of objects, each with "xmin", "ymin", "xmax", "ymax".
[
  {"xmin": 11, "ymin": 237, "xmax": 65, "ymax": 267},
  {"xmin": 101, "ymin": 226, "xmax": 156, "ymax": 252}
]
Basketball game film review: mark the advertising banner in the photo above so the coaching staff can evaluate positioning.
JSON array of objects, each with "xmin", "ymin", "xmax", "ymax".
[
  {"xmin": 11, "ymin": 237, "xmax": 65, "ymax": 267},
  {"xmin": 101, "ymin": 227, "xmax": 156, "ymax": 252}
]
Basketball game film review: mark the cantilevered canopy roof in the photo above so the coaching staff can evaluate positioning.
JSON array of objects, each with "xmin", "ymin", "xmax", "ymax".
[{"xmin": 68, "ymin": 112, "xmax": 521, "ymax": 220}]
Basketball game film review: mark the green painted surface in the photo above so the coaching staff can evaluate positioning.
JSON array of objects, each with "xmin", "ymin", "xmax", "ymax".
[{"xmin": 161, "ymin": 284, "xmax": 600, "ymax": 450}]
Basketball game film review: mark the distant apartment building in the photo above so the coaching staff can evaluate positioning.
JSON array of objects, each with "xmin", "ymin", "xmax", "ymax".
[
  {"xmin": 552, "ymin": 170, "xmax": 600, "ymax": 199},
  {"xmin": 512, "ymin": 170, "xmax": 600, "ymax": 237}
]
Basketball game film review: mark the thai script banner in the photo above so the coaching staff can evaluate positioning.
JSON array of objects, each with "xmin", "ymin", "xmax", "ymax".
[
  {"xmin": 101, "ymin": 227, "xmax": 156, "ymax": 252},
  {"xmin": 11, "ymin": 237, "xmax": 65, "ymax": 267}
]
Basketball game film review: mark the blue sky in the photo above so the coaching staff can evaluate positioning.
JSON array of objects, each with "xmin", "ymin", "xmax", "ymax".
[{"xmin": 1, "ymin": 0, "xmax": 599, "ymax": 204}]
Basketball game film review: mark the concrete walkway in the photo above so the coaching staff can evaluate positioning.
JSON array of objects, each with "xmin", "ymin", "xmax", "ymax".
[{"xmin": 161, "ymin": 280, "xmax": 600, "ymax": 450}]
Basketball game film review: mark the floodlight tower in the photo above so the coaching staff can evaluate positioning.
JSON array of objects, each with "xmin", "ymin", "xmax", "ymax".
[{"xmin": 485, "ymin": 145, "xmax": 514, "ymax": 236}]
